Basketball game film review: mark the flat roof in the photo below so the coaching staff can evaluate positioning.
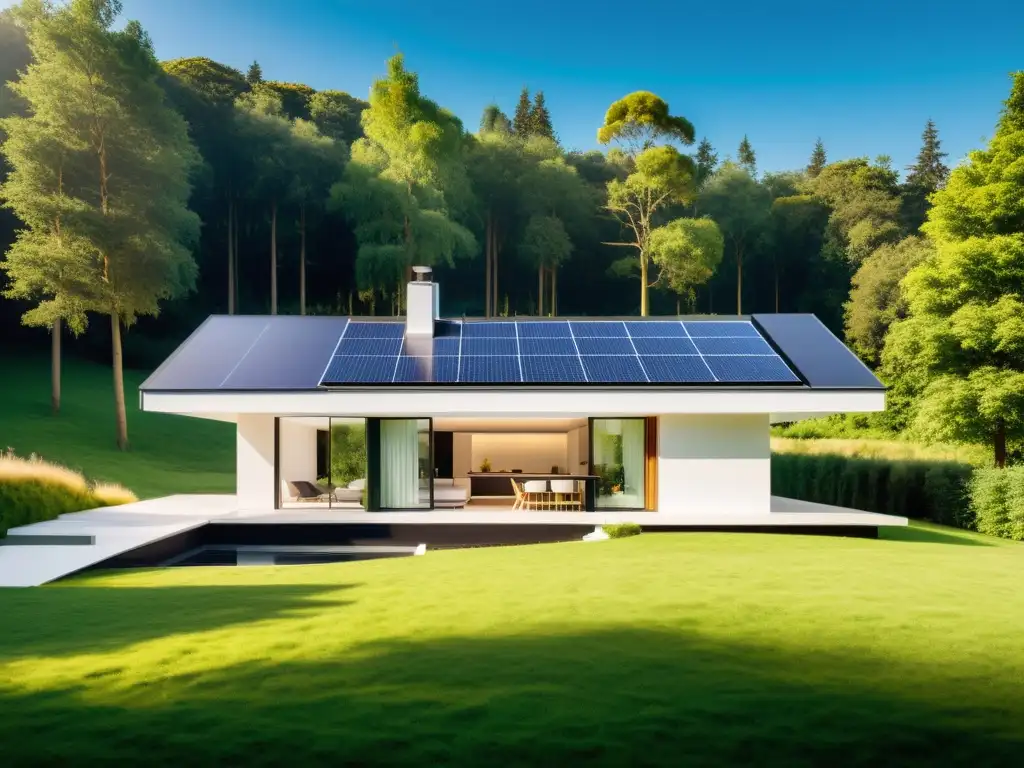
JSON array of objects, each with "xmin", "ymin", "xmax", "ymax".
[{"xmin": 139, "ymin": 314, "xmax": 884, "ymax": 394}]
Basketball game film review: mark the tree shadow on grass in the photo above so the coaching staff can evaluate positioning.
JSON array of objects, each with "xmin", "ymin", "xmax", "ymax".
[
  {"xmin": 0, "ymin": 582, "xmax": 355, "ymax": 660},
  {"xmin": 880, "ymin": 524, "xmax": 995, "ymax": 547},
  {"xmin": 1, "ymin": 626, "xmax": 1021, "ymax": 767}
]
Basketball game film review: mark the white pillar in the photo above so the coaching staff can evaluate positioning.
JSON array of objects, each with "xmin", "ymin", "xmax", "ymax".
[
  {"xmin": 237, "ymin": 415, "xmax": 276, "ymax": 509},
  {"xmin": 657, "ymin": 414, "xmax": 770, "ymax": 517}
]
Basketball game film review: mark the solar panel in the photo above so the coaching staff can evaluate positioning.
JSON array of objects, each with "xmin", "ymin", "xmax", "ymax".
[
  {"xmin": 334, "ymin": 338, "xmax": 403, "ymax": 356},
  {"xmin": 517, "ymin": 321, "xmax": 571, "ymax": 338},
  {"xmin": 521, "ymin": 355, "xmax": 587, "ymax": 382},
  {"xmin": 459, "ymin": 355, "xmax": 521, "ymax": 383},
  {"xmin": 462, "ymin": 322, "xmax": 517, "ymax": 338},
  {"xmin": 518, "ymin": 337, "xmax": 578, "ymax": 356},
  {"xmin": 570, "ymin": 321, "xmax": 626, "ymax": 338},
  {"xmin": 624, "ymin": 321, "xmax": 688, "ymax": 338},
  {"xmin": 461, "ymin": 337, "xmax": 518, "ymax": 356},
  {"xmin": 575, "ymin": 337, "xmax": 636, "ymax": 356},
  {"xmin": 582, "ymin": 355, "xmax": 648, "ymax": 383},
  {"xmin": 631, "ymin": 337, "xmax": 699, "ymax": 355},
  {"xmin": 322, "ymin": 355, "xmax": 396, "ymax": 384},
  {"xmin": 314, "ymin": 318, "xmax": 800, "ymax": 386},
  {"xmin": 344, "ymin": 322, "xmax": 405, "ymax": 339},
  {"xmin": 704, "ymin": 355, "xmax": 800, "ymax": 383},
  {"xmin": 394, "ymin": 356, "xmax": 459, "ymax": 383},
  {"xmin": 682, "ymin": 321, "xmax": 760, "ymax": 338},
  {"xmin": 692, "ymin": 336, "xmax": 775, "ymax": 356}
]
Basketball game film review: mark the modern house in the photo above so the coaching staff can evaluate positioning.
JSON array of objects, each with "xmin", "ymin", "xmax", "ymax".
[{"xmin": 139, "ymin": 267, "xmax": 887, "ymax": 524}]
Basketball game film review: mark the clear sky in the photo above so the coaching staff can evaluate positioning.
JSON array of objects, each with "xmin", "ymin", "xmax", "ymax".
[{"xmin": 6, "ymin": 0, "xmax": 1024, "ymax": 176}]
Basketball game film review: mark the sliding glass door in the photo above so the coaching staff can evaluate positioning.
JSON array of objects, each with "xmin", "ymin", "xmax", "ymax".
[
  {"xmin": 591, "ymin": 418, "xmax": 645, "ymax": 509},
  {"xmin": 379, "ymin": 418, "xmax": 432, "ymax": 509}
]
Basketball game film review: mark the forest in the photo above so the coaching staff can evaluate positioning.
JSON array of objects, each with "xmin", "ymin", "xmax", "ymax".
[{"xmin": 1, "ymin": 0, "xmax": 1023, "ymax": 465}]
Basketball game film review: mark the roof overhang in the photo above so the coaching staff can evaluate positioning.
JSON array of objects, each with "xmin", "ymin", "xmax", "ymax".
[{"xmin": 140, "ymin": 386, "xmax": 884, "ymax": 419}]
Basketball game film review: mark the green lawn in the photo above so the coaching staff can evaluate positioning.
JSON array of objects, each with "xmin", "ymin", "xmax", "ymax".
[
  {"xmin": 0, "ymin": 355, "xmax": 234, "ymax": 498},
  {"xmin": 1, "ymin": 526, "xmax": 1023, "ymax": 765}
]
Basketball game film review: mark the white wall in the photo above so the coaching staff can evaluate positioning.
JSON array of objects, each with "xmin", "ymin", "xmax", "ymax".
[
  {"xmin": 658, "ymin": 414, "xmax": 770, "ymax": 517},
  {"xmin": 278, "ymin": 419, "xmax": 319, "ymax": 502},
  {"xmin": 469, "ymin": 433, "xmax": 568, "ymax": 473},
  {"xmin": 453, "ymin": 433, "xmax": 473, "ymax": 478},
  {"xmin": 237, "ymin": 414, "xmax": 276, "ymax": 509}
]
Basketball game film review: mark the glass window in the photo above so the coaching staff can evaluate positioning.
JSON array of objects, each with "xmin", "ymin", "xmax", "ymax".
[
  {"xmin": 380, "ymin": 418, "xmax": 431, "ymax": 509},
  {"xmin": 592, "ymin": 418, "xmax": 645, "ymax": 509}
]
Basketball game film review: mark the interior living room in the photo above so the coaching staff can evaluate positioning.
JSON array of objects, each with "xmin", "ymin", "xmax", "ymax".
[{"xmin": 277, "ymin": 415, "xmax": 654, "ymax": 513}]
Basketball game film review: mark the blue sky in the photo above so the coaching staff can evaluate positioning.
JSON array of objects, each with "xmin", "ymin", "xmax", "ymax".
[{"xmin": 7, "ymin": 0, "xmax": 1023, "ymax": 176}]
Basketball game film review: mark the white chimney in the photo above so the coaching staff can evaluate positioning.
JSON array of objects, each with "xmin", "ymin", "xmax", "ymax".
[{"xmin": 406, "ymin": 266, "xmax": 438, "ymax": 337}]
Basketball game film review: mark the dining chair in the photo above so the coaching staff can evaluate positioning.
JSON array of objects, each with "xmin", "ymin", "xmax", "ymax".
[
  {"xmin": 550, "ymin": 479, "xmax": 580, "ymax": 511},
  {"xmin": 523, "ymin": 480, "xmax": 549, "ymax": 510},
  {"xmin": 510, "ymin": 478, "xmax": 525, "ymax": 510}
]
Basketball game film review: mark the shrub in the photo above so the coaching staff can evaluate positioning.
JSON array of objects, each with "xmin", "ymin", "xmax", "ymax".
[
  {"xmin": 0, "ymin": 450, "xmax": 136, "ymax": 537},
  {"xmin": 92, "ymin": 482, "xmax": 139, "ymax": 507},
  {"xmin": 771, "ymin": 452, "xmax": 973, "ymax": 528},
  {"xmin": 971, "ymin": 467, "xmax": 1024, "ymax": 541},
  {"xmin": 603, "ymin": 523, "xmax": 642, "ymax": 539}
]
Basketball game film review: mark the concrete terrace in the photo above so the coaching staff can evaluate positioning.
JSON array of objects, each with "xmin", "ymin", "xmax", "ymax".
[{"xmin": 0, "ymin": 495, "xmax": 907, "ymax": 587}]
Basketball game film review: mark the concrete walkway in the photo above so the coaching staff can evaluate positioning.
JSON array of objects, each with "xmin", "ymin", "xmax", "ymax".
[{"xmin": 0, "ymin": 494, "xmax": 906, "ymax": 587}]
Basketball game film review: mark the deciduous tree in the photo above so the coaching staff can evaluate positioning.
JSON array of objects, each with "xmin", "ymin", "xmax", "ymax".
[{"xmin": 649, "ymin": 217, "xmax": 724, "ymax": 313}]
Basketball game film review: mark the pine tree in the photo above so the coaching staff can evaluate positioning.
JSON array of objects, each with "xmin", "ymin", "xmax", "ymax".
[
  {"xmin": 737, "ymin": 135, "xmax": 756, "ymax": 177},
  {"xmin": 807, "ymin": 138, "xmax": 826, "ymax": 177},
  {"xmin": 512, "ymin": 86, "xmax": 532, "ymax": 138},
  {"xmin": 246, "ymin": 59, "xmax": 262, "ymax": 86},
  {"xmin": 530, "ymin": 90, "xmax": 554, "ymax": 141},
  {"xmin": 902, "ymin": 119, "xmax": 950, "ymax": 231},
  {"xmin": 695, "ymin": 137, "xmax": 718, "ymax": 185}
]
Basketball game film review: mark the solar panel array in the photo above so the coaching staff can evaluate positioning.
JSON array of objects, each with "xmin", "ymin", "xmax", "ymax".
[{"xmin": 319, "ymin": 319, "xmax": 801, "ymax": 386}]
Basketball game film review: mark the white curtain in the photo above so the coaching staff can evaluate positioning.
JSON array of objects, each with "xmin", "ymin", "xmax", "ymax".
[
  {"xmin": 380, "ymin": 419, "xmax": 419, "ymax": 508},
  {"xmin": 621, "ymin": 418, "xmax": 645, "ymax": 507}
]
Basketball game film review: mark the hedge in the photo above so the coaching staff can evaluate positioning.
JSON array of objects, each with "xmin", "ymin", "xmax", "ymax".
[
  {"xmin": 771, "ymin": 453, "xmax": 974, "ymax": 529},
  {"xmin": 0, "ymin": 480, "xmax": 102, "ymax": 537},
  {"xmin": 970, "ymin": 467, "xmax": 1024, "ymax": 541}
]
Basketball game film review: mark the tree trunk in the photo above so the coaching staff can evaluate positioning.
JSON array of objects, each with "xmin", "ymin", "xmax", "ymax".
[
  {"xmin": 111, "ymin": 313, "xmax": 129, "ymax": 451},
  {"xmin": 676, "ymin": 297, "xmax": 681, "ymax": 316},
  {"xmin": 995, "ymin": 418, "xmax": 1007, "ymax": 469},
  {"xmin": 227, "ymin": 199, "xmax": 235, "ymax": 314},
  {"xmin": 538, "ymin": 264, "xmax": 544, "ymax": 316},
  {"xmin": 270, "ymin": 199, "xmax": 278, "ymax": 315},
  {"xmin": 736, "ymin": 249, "xmax": 743, "ymax": 315},
  {"xmin": 299, "ymin": 204, "xmax": 307, "ymax": 316},
  {"xmin": 232, "ymin": 202, "xmax": 239, "ymax": 312},
  {"xmin": 640, "ymin": 253, "xmax": 649, "ymax": 316},
  {"xmin": 493, "ymin": 225, "xmax": 499, "ymax": 315},
  {"xmin": 551, "ymin": 266, "xmax": 557, "ymax": 316},
  {"xmin": 774, "ymin": 263, "xmax": 779, "ymax": 312},
  {"xmin": 484, "ymin": 212, "xmax": 492, "ymax": 317},
  {"xmin": 51, "ymin": 318, "xmax": 61, "ymax": 415}
]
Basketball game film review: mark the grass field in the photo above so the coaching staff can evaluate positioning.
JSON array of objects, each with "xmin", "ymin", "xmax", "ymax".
[
  {"xmin": 1, "ymin": 526, "xmax": 1022, "ymax": 766},
  {"xmin": 0, "ymin": 355, "xmax": 234, "ymax": 498}
]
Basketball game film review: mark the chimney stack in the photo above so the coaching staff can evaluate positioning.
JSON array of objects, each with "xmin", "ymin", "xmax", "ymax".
[{"xmin": 406, "ymin": 266, "xmax": 438, "ymax": 337}]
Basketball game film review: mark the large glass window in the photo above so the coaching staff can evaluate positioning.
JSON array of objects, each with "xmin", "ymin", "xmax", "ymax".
[
  {"xmin": 380, "ymin": 418, "xmax": 431, "ymax": 509},
  {"xmin": 592, "ymin": 418, "xmax": 645, "ymax": 509},
  {"xmin": 327, "ymin": 418, "xmax": 367, "ymax": 508}
]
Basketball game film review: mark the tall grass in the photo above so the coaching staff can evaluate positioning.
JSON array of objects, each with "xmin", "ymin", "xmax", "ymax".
[
  {"xmin": 0, "ymin": 449, "xmax": 137, "ymax": 537},
  {"xmin": 771, "ymin": 437, "xmax": 990, "ymax": 467}
]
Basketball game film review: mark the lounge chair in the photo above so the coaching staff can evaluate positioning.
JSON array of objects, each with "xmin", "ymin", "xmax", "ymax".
[{"xmin": 287, "ymin": 480, "xmax": 331, "ymax": 503}]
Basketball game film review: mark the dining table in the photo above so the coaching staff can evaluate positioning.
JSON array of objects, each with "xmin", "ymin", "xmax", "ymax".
[{"xmin": 467, "ymin": 472, "xmax": 601, "ymax": 511}]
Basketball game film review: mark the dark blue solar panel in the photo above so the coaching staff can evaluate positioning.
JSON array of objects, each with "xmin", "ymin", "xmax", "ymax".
[
  {"xmin": 433, "ymin": 320, "xmax": 462, "ymax": 338},
  {"xmin": 575, "ymin": 337, "xmax": 636, "ymax": 356},
  {"xmin": 334, "ymin": 338, "xmax": 403, "ymax": 356},
  {"xmin": 581, "ymin": 355, "xmax": 648, "ymax": 383},
  {"xmin": 704, "ymin": 355, "xmax": 800, "ymax": 383},
  {"xmin": 682, "ymin": 321, "xmax": 760, "ymax": 338},
  {"xmin": 624, "ymin": 321, "xmax": 688, "ymax": 338},
  {"xmin": 518, "ymin": 337, "xmax": 578, "ymax": 356},
  {"xmin": 692, "ymin": 336, "xmax": 774, "ymax": 356},
  {"xmin": 462, "ymin": 322, "xmax": 517, "ymax": 338},
  {"xmin": 344, "ymin": 322, "xmax": 405, "ymax": 339},
  {"xmin": 631, "ymin": 337, "xmax": 699, "ymax": 355},
  {"xmin": 393, "ymin": 356, "xmax": 459, "ymax": 383},
  {"xmin": 461, "ymin": 337, "xmax": 518, "ymax": 356},
  {"xmin": 459, "ymin": 355, "xmax": 521, "ymax": 382},
  {"xmin": 521, "ymin": 355, "xmax": 586, "ymax": 382},
  {"xmin": 639, "ymin": 355, "xmax": 716, "ymax": 383},
  {"xmin": 517, "ymin": 321, "xmax": 571, "ymax": 338},
  {"xmin": 570, "ymin": 321, "xmax": 627, "ymax": 338},
  {"xmin": 322, "ymin": 355, "xmax": 397, "ymax": 384},
  {"xmin": 754, "ymin": 314, "xmax": 880, "ymax": 389},
  {"xmin": 402, "ymin": 337, "xmax": 459, "ymax": 356}
]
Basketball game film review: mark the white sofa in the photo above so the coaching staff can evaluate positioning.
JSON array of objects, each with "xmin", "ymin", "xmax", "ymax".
[{"xmin": 432, "ymin": 478, "xmax": 470, "ymax": 509}]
